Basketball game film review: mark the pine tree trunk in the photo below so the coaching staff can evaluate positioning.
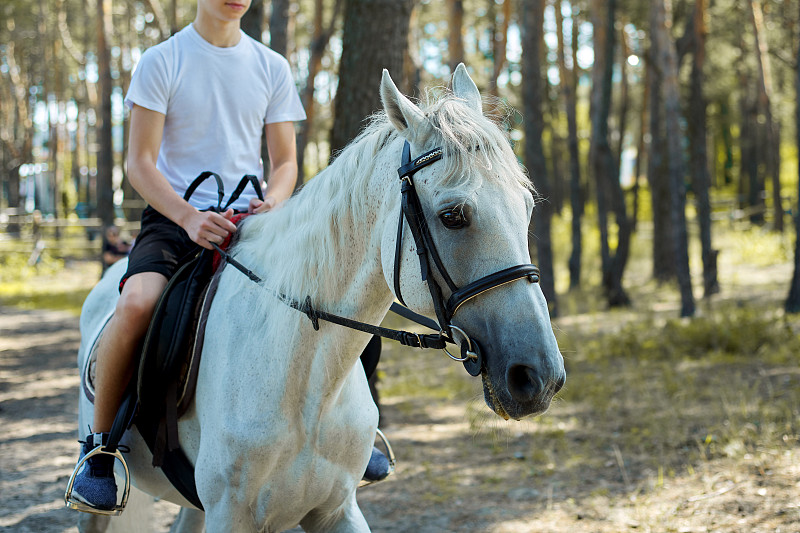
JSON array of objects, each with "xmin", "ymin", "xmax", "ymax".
[
  {"xmin": 447, "ymin": 0, "xmax": 465, "ymax": 72},
  {"xmin": 647, "ymin": 7, "xmax": 675, "ymax": 282},
  {"xmin": 96, "ymin": 0, "xmax": 115, "ymax": 228},
  {"xmin": 653, "ymin": 0, "xmax": 695, "ymax": 317},
  {"xmin": 170, "ymin": 0, "xmax": 178, "ymax": 34},
  {"xmin": 749, "ymin": 0, "xmax": 782, "ymax": 231},
  {"xmin": 488, "ymin": 0, "xmax": 510, "ymax": 97},
  {"xmin": 632, "ymin": 62, "xmax": 648, "ymax": 233},
  {"xmin": 297, "ymin": 0, "xmax": 342, "ymax": 186},
  {"xmin": 616, "ymin": 23, "xmax": 630, "ymax": 171},
  {"xmin": 688, "ymin": 0, "xmax": 718, "ymax": 297},
  {"xmin": 241, "ymin": 0, "xmax": 264, "ymax": 43},
  {"xmin": 590, "ymin": 0, "xmax": 630, "ymax": 307},
  {"xmin": 522, "ymin": 0, "xmax": 558, "ymax": 316},
  {"xmin": 786, "ymin": 7, "xmax": 800, "ymax": 313},
  {"xmin": 242, "ymin": 0, "xmax": 273, "ymax": 175},
  {"xmin": 559, "ymin": 1, "xmax": 583, "ymax": 289},
  {"xmin": 330, "ymin": 0, "xmax": 413, "ymax": 155},
  {"xmin": 269, "ymin": 0, "xmax": 290, "ymax": 56}
]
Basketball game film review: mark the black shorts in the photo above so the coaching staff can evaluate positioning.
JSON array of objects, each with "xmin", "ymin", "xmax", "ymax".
[{"xmin": 120, "ymin": 206, "xmax": 201, "ymax": 292}]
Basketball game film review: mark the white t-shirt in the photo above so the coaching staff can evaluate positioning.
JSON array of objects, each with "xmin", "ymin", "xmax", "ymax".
[{"xmin": 124, "ymin": 24, "xmax": 306, "ymax": 211}]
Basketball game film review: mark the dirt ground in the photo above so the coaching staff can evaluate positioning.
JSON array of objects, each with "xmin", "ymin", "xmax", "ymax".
[{"xmin": 1, "ymin": 300, "xmax": 798, "ymax": 532}]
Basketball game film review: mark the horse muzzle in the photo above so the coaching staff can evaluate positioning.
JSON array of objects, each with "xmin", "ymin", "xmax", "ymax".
[{"xmin": 470, "ymin": 332, "xmax": 565, "ymax": 420}]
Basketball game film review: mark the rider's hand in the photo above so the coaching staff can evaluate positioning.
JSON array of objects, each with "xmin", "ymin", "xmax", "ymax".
[
  {"xmin": 182, "ymin": 208, "xmax": 237, "ymax": 250},
  {"xmin": 249, "ymin": 196, "xmax": 277, "ymax": 214}
]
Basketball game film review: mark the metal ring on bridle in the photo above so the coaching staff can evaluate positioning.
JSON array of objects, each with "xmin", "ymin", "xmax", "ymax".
[{"xmin": 443, "ymin": 325, "xmax": 478, "ymax": 362}]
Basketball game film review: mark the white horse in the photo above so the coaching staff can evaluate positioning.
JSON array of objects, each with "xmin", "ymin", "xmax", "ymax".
[{"xmin": 75, "ymin": 65, "xmax": 565, "ymax": 532}]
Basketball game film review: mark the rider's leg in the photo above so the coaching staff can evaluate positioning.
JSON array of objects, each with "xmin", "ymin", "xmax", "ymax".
[
  {"xmin": 71, "ymin": 272, "xmax": 167, "ymax": 511},
  {"xmin": 92, "ymin": 271, "xmax": 168, "ymax": 432}
]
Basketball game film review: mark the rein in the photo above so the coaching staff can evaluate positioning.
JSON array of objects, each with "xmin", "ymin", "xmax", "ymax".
[
  {"xmin": 214, "ymin": 141, "xmax": 542, "ymax": 376},
  {"xmin": 211, "ymin": 243, "xmax": 450, "ymax": 350}
]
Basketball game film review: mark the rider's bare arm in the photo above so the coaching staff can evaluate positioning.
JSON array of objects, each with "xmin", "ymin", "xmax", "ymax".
[
  {"xmin": 249, "ymin": 121, "xmax": 298, "ymax": 214},
  {"xmin": 127, "ymin": 104, "xmax": 237, "ymax": 249}
]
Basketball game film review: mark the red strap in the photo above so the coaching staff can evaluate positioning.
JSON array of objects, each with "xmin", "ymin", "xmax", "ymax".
[{"xmin": 212, "ymin": 213, "xmax": 251, "ymax": 271}]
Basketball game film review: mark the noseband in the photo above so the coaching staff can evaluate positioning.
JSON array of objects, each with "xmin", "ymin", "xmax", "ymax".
[{"xmin": 393, "ymin": 141, "xmax": 541, "ymax": 376}]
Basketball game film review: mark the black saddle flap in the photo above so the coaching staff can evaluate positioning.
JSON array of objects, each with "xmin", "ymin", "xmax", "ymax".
[
  {"xmin": 137, "ymin": 248, "xmax": 213, "ymax": 401},
  {"xmin": 135, "ymin": 246, "xmax": 214, "ymax": 490}
]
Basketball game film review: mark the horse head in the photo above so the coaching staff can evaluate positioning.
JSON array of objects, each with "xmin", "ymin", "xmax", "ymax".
[{"xmin": 379, "ymin": 64, "xmax": 565, "ymax": 420}]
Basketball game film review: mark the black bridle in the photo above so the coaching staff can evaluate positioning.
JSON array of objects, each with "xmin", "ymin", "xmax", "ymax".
[
  {"xmin": 215, "ymin": 141, "xmax": 542, "ymax": 376},
  {"xmin": 392, "ymin": 141, "xmax": 541, "ymax": 375}
]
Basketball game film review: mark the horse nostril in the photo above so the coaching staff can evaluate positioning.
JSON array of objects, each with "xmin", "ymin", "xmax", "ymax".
[
  {"xmin": 552, "ymin": 373, "xmax": 566, "ymax": 394},
  {"xmin": 506, "ymin": 364, "xmax": 543, "ymax": 403}
]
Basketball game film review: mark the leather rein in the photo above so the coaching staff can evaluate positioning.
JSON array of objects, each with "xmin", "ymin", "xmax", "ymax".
[{"xmin": 214, "ymin": 141, "xmax": 541, "ymax": 376}]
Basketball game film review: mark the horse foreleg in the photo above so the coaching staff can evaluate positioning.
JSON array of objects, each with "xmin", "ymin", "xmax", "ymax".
[
  {"xmin": 169, "ymin": 508, "xmax": 205, "ymax": 533},
  {"xmin": 299, "ymin": 493, "xmax": 370, "ymax": 533}
]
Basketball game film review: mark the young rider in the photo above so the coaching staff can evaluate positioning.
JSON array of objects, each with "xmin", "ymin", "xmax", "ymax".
[{"xmin": 69, "ymin": 0, "xmax": 388, "ymax": 512}]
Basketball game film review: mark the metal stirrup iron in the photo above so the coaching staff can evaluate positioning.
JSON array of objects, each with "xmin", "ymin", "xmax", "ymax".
[{"xmin": 64, "ymin": 446, "xmax": 132, "ymax": 516}]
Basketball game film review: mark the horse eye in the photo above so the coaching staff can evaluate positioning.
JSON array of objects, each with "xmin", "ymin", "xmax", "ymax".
[{"xmin": 439, "ymin": 208, "xmax": 468, "ymax": 229}]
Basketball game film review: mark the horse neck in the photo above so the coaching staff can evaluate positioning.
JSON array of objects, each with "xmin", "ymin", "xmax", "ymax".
[{"xmin": 226, "ymin": 134, "xmax": 399, "ymax": 410}]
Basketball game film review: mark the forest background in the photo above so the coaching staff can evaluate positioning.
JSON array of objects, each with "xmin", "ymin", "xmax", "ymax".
[
  {"xmin": 2, "ymin": 0, "xmax": 800, "ymax": 316},
  {"xmin": 2, "ymin": 1, "xmax": 800, "ymax": 532}
]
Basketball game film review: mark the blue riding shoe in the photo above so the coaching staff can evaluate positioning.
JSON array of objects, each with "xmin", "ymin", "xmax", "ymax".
[
  {"xmin": 360, "ymin": 428, "xmax": 396, "ymax": 486},
  {"xmin": 68, "ymin": 433, "xmax": 118, "ymax": 512},
  {"xmin": 363, "ymin": 447, "xmax": 391, "ymax": 482}
]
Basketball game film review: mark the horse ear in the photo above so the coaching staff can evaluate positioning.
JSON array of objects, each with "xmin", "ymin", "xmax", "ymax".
[
  {"xmin": 451, "ymin": 63, "xmax": 483, "ymax": 114},
  {"xmin": 381, "ymin": 69, "xmax": 426, "ymax": 138}
]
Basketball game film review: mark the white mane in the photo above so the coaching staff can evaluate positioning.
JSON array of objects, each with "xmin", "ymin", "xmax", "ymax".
[{"xmin": 229, "ymin": 91, "xmax": 532, "ymax": 319}]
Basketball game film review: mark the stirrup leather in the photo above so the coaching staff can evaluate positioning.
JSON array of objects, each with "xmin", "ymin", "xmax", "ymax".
[
  {"xmin": 359, "ymin": 428, "xmax": 397, "ymax": 488},
  {"xmin": 64, "ymin": 445, "xmax": 132, "ymax": 516}
]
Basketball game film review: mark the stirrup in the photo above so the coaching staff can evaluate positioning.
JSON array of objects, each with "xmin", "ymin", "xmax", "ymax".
[
  {"xmin": 64, "ymin": 445, "xmax": 132, "ymax": 516},
  {"xmin": 359, "ymin": 428, "xmax": 396, "ymax": 488}
]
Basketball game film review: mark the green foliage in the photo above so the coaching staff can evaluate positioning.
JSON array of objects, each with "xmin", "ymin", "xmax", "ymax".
[
  {"xmin": 581, "ymin": 306, "xmax": 800, "ymax": 364},
  {"xmin": 716, "ymin": 225, "xmax": 794, "ymax": 267},
  {"xmin": 0, "ymin": 250, "xmax": 64, "ymax": 283},
  {"xmin": 0, "ymin": 254, "xmax": 97, "ymax": 315}
]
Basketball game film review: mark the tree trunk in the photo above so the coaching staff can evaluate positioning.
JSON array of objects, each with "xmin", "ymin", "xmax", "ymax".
[
  {"xmin": 243, "ymin": 0, "xmax": 274, "ymax": 183},
  {"xmin": 749, "ymin": 0, "xmax": 782, "ymax": 231},
  {"xmin": 488, "ymin": 0, "xmax": 511, "ymax": 97},
  {"xmin": 297, "ymin": 0, "xmax": 343, "ymax": 186},
  {"xmin": 170, "ymin": 0, "xmax": 178, "ymax": 35},
  {"xmin": 121, "ymin": 0, "xmax": 143, "ymax": 221},
  {"xmin": 739, "ymin": 85, "xmax": 762, "ymax": 223},
  {"xmin": 653, "ymin": 0, "xmax": 694, "ymax": 317},
  {"xmin": 522, "ymin": 0, "xmax": 558, "ymax": 316},
  {"xmin": 590, "ymin": 0, "xmax": 630, "ymax": 307},
  {"xmin": 404, "ymin": 5, "xmax": 422, "ymax": 95},
  {"xmin": 647, "ymin": 8, "xmax": 675, "ymax": 282},
  {"xmin": 786, "ymin": 5, "xmax": 800, "ymax": 313},
  {"xmin": 632, "ymin": 60, "xmax": 648, "ymax": 233},
  {"xmin": 96, "ymin": 0, "xmax": 115, "ymax": 228},
  {"xmin": 556, "ymin": 0, "xmax": 583, "ymax": 289},
  {"xmin": 241, "ymin": 0, "xmax": 264, "ymax": 43},
  {"xmin": 615, "ymin": 23, "xmax": 630, "ymax": 171},
  {"xmin": 447, "ymin": 0, "xmax": 465, "ymax": 72},
  {"xmin": 269, "ymin": 0, "xmax": 290, "ymax": 56},
  {"xmin": 688, "ymin": 0, "xmax": 718, "ymax": 297},
  {"xmin": 330, "ymin": 0, "xmax": 413, "ymax": 155}
]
